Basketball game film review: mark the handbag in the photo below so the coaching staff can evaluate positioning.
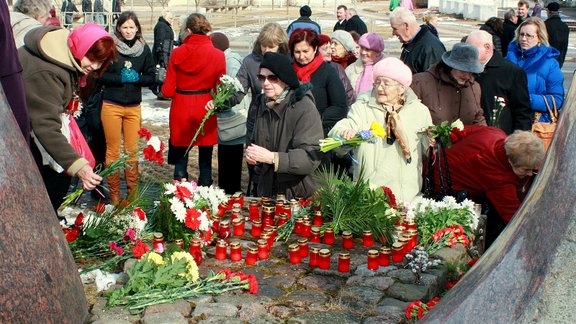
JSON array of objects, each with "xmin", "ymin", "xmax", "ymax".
[
  {"xmin": 532, "ymin": 95, "xmax": 558, "ymax": 151},
  {"xmin": 84, "ymin": 85, "xmax": 104, "ymax": 130},
  {"xmin": 155, "ymin": 65, "xmax": 166, "ymax": 84},
  {"xmin": 217, "ymin": 108, "xmax": 247, "ymax": 142},
  {"xmin": 422, "ymin": 143, "xmax": 467, "ymax": 202}
]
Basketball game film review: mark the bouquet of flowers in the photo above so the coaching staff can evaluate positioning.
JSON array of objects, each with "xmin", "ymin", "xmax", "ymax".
[
  {"xmin": 406, "ymin": 297, "xmax": 440, "ymax": 320},
  {"xmin": 426, "ymin": 225, "xmax": 471, "ymax": 254},
  {"xmin": 421, "ymin": 119, "xmax": 465, "ymax": 149},
  {"xmin": 319, "ymin": 121, "xmax": 386, "ymax": 153},
  {"xmin": 407, "ymin": 196, "xmax": 477, "ymax": 249},
  {"xmin": 187, "ymin": 75, "xmax": 244, "ymax": 153},
  {"xmin": 154, "ymin": 179, "xmax": 227, "ymax": 244},
  {"xmin": 492, "ymin": 96, "xmax": 506, "ymax": 128}
]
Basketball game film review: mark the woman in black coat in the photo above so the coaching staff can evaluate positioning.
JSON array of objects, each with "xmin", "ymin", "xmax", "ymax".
[{"xmin": 150, "ymin": 10, "xmax": 174, "ymax": 99}]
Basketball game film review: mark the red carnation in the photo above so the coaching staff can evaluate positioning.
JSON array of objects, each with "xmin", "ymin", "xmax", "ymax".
[
  {"xmin": 63, "ymin": 227, "xmax": 80, "ymax": 242},
  {"xmin": 132, "ymin": 207, "xmax": 146, "ymax": 221},
  {"xmin": 417, "ymin": 307, "xmax": 425, "ymax": 319},
  {"xmin": 74, "ymin": 213, "xmax": 84, "ymax": 226},
  {"xmin": 143, "ymin": 145, "xmax": 156, "ymax": 162},
  {"xmin": 131, "ymin": 239, "xmax": 149, "ymax": 259},
  {"xmin": 138, "ymin": 128, "xmax": 152, "ymax": 140},
  {"xmin": 246, "ymin": 274, "xmax": 258, "ymax": 294}
]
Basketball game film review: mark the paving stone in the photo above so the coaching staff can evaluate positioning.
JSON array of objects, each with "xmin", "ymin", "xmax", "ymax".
[
  {"xmin": 261, "ymin": 274, "xmax": 298, "ymax": 288},
  {"xmin": 285, "ymin": 290, "xmax": 330, "ymax": 307},
  {"xmin": 141, "ymin": 311, "xmax": 187, "ymax": 324},
  {"xmin": 363, "ymin": 313, "xmax": 406, "ymax": 324},
  {"xmin": 186, "ymin": 295, "xmax": 214, "ymax": 306},
  {"xmin": 143, "ymin": 299, "xmax": 191, "ymax": 317},
  {"xmin": 311, "ymin": 267, "xmax": 353, "ymax": 278},
  {"xmin": 270, "ymin": 305, "xmax": 296, "ymax": 319},
  {"xmin": 297, "ymin": 274, "xmax": 344, "ymax": 291},
  {"xmin": 433, "ymin": 244, "xmax": 467, "ymax": 263},
  {"xmin": 353, "ymin": 264, "xmax": 394, "ymax": 277},
  {"xmin": 91, "ymin": 319, "xmax": 133, "ymax": 324},
  {"xmin": 269, "ymin": 263, "xmax": 308, "ymax": 277},
  {"xmin": 122, "ymin": 259, "xmax": 137, "ymax": 273},
  {"xmin": 238, "ymin": 301, "xmax": 268, "ymax": 321},
  {"xmin": 287, "ymin": 310, "xmax": 361, "ymax": 323},
  {"xmin": 257, "ymin": 284, "xmax": 286, "ymax": 299},
  {"xmin": 193, "ymin": 303, "xmax": 238, "ymax": 317},
  {"xmin": 197, "ymin": 317, "xmax": 244, "ymax": 324},
  {"xmin": 350, "ymin": 276, "xmax": 394, "ymax": 291},
  {"xmin": 388, "ymin": 269, "xmax": 418, "ymax": 284},
  {"xmin": 386, "ymin": 283, "xmax": 429, "ymax": 302},
  {"xmin": 214, "ymin": 293, "xmax": 268, "ymax": 305},
  {"xmin": 339, "ymin": 285, "xmax": 386, "ymax": 308},
  {"xmin": 377, "ymin": 297, "xmax": 411, "ymax": 309},
  {"xmin": 256, "ymin": 259, "xmax": 281, "ymax": 269},
  {"xmin": 90, "ymin": 298, "xmax": 140, "ymax": 323}
]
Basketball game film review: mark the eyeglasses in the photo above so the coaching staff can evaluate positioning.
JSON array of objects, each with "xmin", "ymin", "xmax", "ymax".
[
  {"xmin": 373, "ymin": 80, "xmax": 401, "ymax": 88},
  {"xmin": 519, "ymin": 33, "xmax": 536, "ymax": 40},
  {"xmin": 257, "ymin": 74, "xmax": 280, "ymax": 83}
]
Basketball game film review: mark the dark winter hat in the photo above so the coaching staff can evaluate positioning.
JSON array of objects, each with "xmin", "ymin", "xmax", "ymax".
[
  {"xmin": 260, "ymin": 52, "xmax": 300, "ymax": 89},
  {"xmin": 441, "ymin": 43, "xmax": 484, "ymax": 74},
  {"xmin": 546, "ymin": 2, "xmax": 560, "ymax": 11},
  {"xmin": 300, "ymin": 5, "xmax": 312, "ymax": 17},
  {"xmin": 211, "ymin": 32, "xmax": 229, "ymax": 51}
]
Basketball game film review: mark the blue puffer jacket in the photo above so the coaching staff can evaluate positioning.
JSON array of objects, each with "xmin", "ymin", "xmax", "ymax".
[{"xmin": 506, "ymin": 43, "xmax": 564, "ymax": 122}]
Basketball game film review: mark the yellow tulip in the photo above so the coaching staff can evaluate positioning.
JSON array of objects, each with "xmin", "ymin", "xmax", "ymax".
[{"xmin": 370, "ymin": 122, "xmax": 386, "ymax": 138}]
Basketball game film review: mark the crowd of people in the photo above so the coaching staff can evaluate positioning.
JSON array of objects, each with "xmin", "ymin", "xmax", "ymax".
[{"xmin": 2, "ymin": 1, "xmax": 570, "ymax": 241}]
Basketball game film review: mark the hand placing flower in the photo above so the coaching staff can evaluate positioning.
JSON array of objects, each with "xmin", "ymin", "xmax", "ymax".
[{"xmin": 320, "ymin": 121, "xmax": 386, "ymax": 153}]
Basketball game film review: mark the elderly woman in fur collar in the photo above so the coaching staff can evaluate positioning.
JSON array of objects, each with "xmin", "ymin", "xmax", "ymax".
[{"xmin": 245, "ymin": 52, "xmax": 324, "ymax": 198}]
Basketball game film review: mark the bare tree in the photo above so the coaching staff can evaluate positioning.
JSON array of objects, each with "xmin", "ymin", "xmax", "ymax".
[{"xmin": 144, "ymin": 0, "xmax": 171, "ymax": 25}]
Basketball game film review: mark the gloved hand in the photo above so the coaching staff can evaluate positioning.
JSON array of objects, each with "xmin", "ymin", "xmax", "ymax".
[{"xmin": 121, "ymin": 68, "xmax": 140, "ymax": 83}]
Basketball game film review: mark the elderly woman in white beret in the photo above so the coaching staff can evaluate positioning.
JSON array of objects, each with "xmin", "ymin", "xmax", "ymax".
[{"xmin": 329, "ymin": 57, "xmax": 433, "ymax": 202}]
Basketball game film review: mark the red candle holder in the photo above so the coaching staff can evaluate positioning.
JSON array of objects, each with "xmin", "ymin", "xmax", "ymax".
[
  {"xmin": 342, "ymin": 231, "xmax": 353, "ymax": 249},
  {"xmin": 217, "ymin": 201, "xmax": 228, "ymax": 217},
  {"xmin": 152, "ymin": 233, "xmax": 165, "ymax": 253},
  {"xmin": 257, "ymin": 239, "xmax": 269, "ymax": 259},
  {"xmin": 215, "ymin": 240, "xmax": 227, "ymax": 260},
  {"xmin": 232, "ymin": 191, "xmax": 244, "ymax": 207},
  {"xmin": 261, "ymin": 197, "xmax": 271, "ymax": 206},
  {"xmin": 391, "ymin": 242, "xmax": 404, "ymax": 263},
  {"xmin": 309, "ymin": 247, "xmax": 320, "ymax": 267},
  {"xmin": 367, "ymin": 250, "xmax": 379, "ymax": 270},
  {"xmin": 309, "ymin": 227, "xmax": 321, "ymax": 243},
  {"xmin": 301, "ymin": 221, "xmax": 312, "ymax": 237},
  {"xmin": 173, "ymin": 239, "xmax": 185, "ymax": 250},
  {"xmin": 275, "ymin": 201, "xmax": 284, "ymax": 217},
  {"xmin": 297, "ymin": 238, "xmax": 309, "ymax": 257},
  {"xmin": 277, "ymin": 213, "xmax": 288, "ymax": 227},
  {"xmin": 313, "ymin": 211, "xmax": 323, "ymax": 226},
  {"xmin": 232, "ymin": 218, "xmax": 245, "ymax": 237},
  {"xmin": 283, "ymin": 204, "xmax": 292, "ymax": 219},
  {"xmin": 318, "ymin": 249, "xmax": 331, "ymax": 270},
  {"xmin": 407, "ymin": 229, "xmax": 418, "ymax": 250},
  {"xmin": 189, "ymin": 238, "xmax": 202, "ymax": 265},
  {"xmin": 379, "ymin": 247, "xmax": 391, "ymax": 266},
  {"xmin": 268, "ymin": 225, "xmax": 278, "ymax": 241},
  {"xmin": 276, "ymin": 194, "xmax": 286, "ymax": 201},
  {"xmin": 249, "ymin": 200, "xmax": 260, "ymax": 221},
  {"xmin": 288, "ymin": 244, "xmax": 302, "ymax": 264},
  {"xmin": 246, "ymin": 244, "xmax": 258, "ymax": 265},
  {"xmin": 251, "ymin": 219, "xmax": 262, "ymax": 237},
  {"xmin": 229, "ymin": 241, "xmax": 242, "ymax": 262},
  {"xmin": 294, "ymin": 218, "xmax": 304, "ymax": 234},
  {"xmin": 399, "ymin": 236, "xmax": 411, "ymax": 254},
  {"xmin": 406, "ymin": 220, "xmax": 416, "ymax": 230},
  {"xmin": 323, "ymin": 228, "xmax": 335, "ymax": 245},
  {"xmin": 262, "ymin": 206, "xmax": 275, "ymax": 222},
  {"xmin": 338, "ymin": 252, "xmax": 351, "ymax": 272},
  {"xmin": 260, "ymin": 232, "xmax": 273, "ymax": 250},
  {"xmin": 219, "ymin": 221, "xmax": 231, "ymax": 239},
  {"xmin": 211, "ymin": 215, "xmax": 221, "ymax": 232},
  {"xmin": 231, "ymin": 207, "xmax": 242, "ymax": 221},
  {"xmin": 363, "ymin": 230, "xmax": 374, "ymax": 247}
]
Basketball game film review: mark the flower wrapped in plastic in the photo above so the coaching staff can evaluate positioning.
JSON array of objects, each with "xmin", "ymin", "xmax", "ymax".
[
  {"xmin": 420, "ymin": 119, "xmax": 465, "ymax": 148},
  {"xmin": 319, "ymin": 121, "xmax": 386, "ymax": 153}
]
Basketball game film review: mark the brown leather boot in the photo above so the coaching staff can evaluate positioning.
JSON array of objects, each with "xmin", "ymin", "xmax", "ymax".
[
  {"xmin": 125, "ymin": 163, "xmax": 139, "ymax": 201},
  {"xmin": 107, "ymin": 171, "xmax": 121, "ymax": 206}
]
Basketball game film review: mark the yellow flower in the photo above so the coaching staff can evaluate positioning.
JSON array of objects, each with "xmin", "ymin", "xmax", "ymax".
[
  {"xmin": 370, "ymin": 122, "xmax": 386, "ymax": 138},
  {"xmin": 171, "ymin": 251, "xmax": 199, "ymax": 282},
  {"xmin": 145, "ymin": 252, "xmax": 165, "ymax": 265}
]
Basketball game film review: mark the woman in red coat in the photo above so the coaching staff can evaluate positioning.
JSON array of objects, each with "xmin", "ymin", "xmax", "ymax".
[{"xmin": 162, "ymin": 13, "xmax": 225, "ymax": 184}]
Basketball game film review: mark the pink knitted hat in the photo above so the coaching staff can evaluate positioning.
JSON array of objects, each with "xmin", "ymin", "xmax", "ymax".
[
  {"xmin": 68, "ymin": 23, "xmax": 111, "ymax": 60},
  {"xmin": 372, "ymin": 57, "xmax": 412, "ymax": 87}
]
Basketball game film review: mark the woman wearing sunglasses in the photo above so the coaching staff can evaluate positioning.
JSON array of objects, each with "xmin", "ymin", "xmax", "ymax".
[{"xmin": 244, "ymin": 52, "xmax": 324, "ymax": 199}]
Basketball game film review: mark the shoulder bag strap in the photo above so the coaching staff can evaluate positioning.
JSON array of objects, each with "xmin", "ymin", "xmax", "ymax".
[{"xmin": 542, "ymin": 95, "xmax": 558, "ymax": 123}]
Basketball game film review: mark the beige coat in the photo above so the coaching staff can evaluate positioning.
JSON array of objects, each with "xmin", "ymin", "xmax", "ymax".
[{"xmin": 329, "ymin": 88, "xmax": 432, "ymax": 203}]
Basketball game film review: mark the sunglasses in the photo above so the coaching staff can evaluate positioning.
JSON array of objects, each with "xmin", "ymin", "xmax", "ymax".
[{"xmin": 257, "ymin": 74, "xmax": 280, "ymax": 83}]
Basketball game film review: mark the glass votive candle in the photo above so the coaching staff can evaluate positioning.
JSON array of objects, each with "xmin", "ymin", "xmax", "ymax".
[
  {"xmin": 301, "ymin": 220, "xmax": 312, "ymax": 237},
  {"xmin": 232, "ymin": 191, "xmax": 244, "ymax": 207},
  {"xmin": 313, "ymin": 211, "xmax": 323, "ymax": 226},
  {"xmin": 367, "ymin": 249, "xmax": 379, "ymax": 270},
  {"xmin": 267, "ymin": 225, "xmax": 278, "ymax": 241},
  {"xmin": 391, "ymin": 242, "xmax": 404, "ymax": 263},
  {"xmin": 189, "ymin": 238, "xmax": 202, "ymax": 265},
  {"xmin": 229, "ymin": 241, "xmax": 242, "ymax": 262},
  {"xmin": 215, "ymin": 240, "xmax": 227, "ymax": 260},
  {"xmin": 379, "ymin": 247, "xmax": 391, "ymax": 266},
  {"xmin": 211, "ymin": 215, "xmax": 221, "ymax": 232},
  {"xmin": 173, "ymin": 239, "xmax": 185, "ymax": 250},
  {"xmin": 283, "ymin": 204, "xmax": 292, "ymax": 219},
  {"xmin": 249, "ymin": 200, "xmax": 260, "ymax": 221},
  {"xmin": 399, "ymin": 236, "xmax": 411, "ymax": 254},
  {"xmin": 294, "ymin": 218, "xmax": 304, "ymax": 234},
  {"xmin": 152, "ymin": 233, "xmax": 165, "ymax": 252},
  {"xmin": 363, "ymin": 230, "xmax": 374, "ymax": 247},
  {"xmin": 309, "ymin": 247, "xmax": 320, "ymax": 267},
  {"xmin": 231, "ymin": 207, "xmax": 242, "ymax": 221},
  {"xmin": 276, "ymin": 194, "xmax": 286, "ymax": 202},
  {"xmin": 245, "ymin": 244, "xmax": 258, "ymax": 265},
  {"xmin": 232, "ymin": 217, "xmax": 245, "ymax": 237},
  {"xmin": 323, "ymin": 228, "xmax": 335, "ymax": 245},
  {"xmin": 217, "ymin": 201, "xmax": 228, "ymax": 217},
  {"xmin": 289, "ymin": 199, "xmax": 300, "ymax": 217},
  {"xmin": 297, "ymin": 238, "xmax": 309, "ymax": 257},
  {"xmin": 288, "ymin": 244, "xmax": 302, "ymax": 264},
  {"xmin": 218, "ymin": 221, "xmax": 230, "ymax": 239},
  {"xmin": 257, "ymin": 239, "xmax": 269, "ymax": 259},
  {"xmin": 277, "ymin": 213, "xmax": 288, "ymax": 227},
  {"xmin": 261, "ymin": 197, "xmax": 271, "ymax": 206},
  {"xmin": 338, "ymin": 252, "xmax": 351, "ymax": 272},
  {"xmin": 251, "ymin": 219, "xmax": 262, "ymax": 237},
  {"xmin": 309, "ymin": 227, "xmax": 321, "ymax": 243},
  {"xmin": 275, "ymin": 201, "xmax": 284, "ymax": 216},
  {"xmin": 318, "ymin": 249, "xmax": 331, "ymax": 270},
  {"xmin": 262, "ymin": 205, "xmax": 275, "ymax": 221},
  {"xmin": 406, "ymin": 220, "xmax": 416, "ymax": 230},
  {"xmin": 342, "ymin": 231, "xmax": 353, "ymax": 249},
  {"xmin": 407, "ymin": 229, "xmax": 418, "ymax": 250},
  {"xmin": 260, "ymin": 232, "xmax": 273, "ymax": 250}
]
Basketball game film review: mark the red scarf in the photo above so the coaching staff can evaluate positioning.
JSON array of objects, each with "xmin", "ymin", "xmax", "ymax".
[
  {"xmin": 293, "ymin": 54, "xmax": 324, "ymax": 83},
  {"xmin": 332, "ymin": 53, "xmax": 357, "ymax": 69}
]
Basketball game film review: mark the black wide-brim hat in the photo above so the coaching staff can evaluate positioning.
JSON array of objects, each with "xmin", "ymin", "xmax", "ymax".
[
  {"xmin": 260, "ymin": 52, "xmax": 301, "ymax": 89},
  {"xmin": 441, "ymin": 43, "xmax": 484, "ymax": 74}
]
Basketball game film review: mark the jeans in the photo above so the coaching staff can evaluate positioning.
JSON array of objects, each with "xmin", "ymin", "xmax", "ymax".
[{"xmin": 173, "ymin": 146, "xmax": 213, "ymax": 186}]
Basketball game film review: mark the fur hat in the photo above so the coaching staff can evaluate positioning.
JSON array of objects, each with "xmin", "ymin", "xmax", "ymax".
[
  {"xmin": 260, "ymin": 52, "xmax": 300, "ymax": 89},
  {"xmin": 68, "ymin": 23, "xmax": 111, "ymax": 60},
  {"xmin": 300, "ymin": 5, "xmax": 312, "ymax": 17},
  {"xmin": 331, "ymin": 30, "xmax": 356, "ymax": 53},
  {"xmin": 211, "ymin": 32, "xmax": 229, "ymax": 51},
  {"xmin": 358, "ymin": 32, "xmax": 384, "ymax": 53},
  {"xmin": 441, "ymin": 43, "xmax": 484, "ymax": 74},
  {"xmin": 373, "ymin": 57, "xmax": 412, "ymax": 87}
]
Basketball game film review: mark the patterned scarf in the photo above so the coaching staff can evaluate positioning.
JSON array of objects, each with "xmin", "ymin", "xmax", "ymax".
[
  {"xmin": 112, "ymin": 34, "xmax": 145, "ymax": 57},
  {"xmin": 384, "ymin": 101, "xmax": 412, "ymax": 163}
]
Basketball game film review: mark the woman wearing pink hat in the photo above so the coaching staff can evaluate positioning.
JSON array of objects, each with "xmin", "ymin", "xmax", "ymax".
[
  {"xmin": 18, "ymin": 23, "xmax": 116, "ymax": 212},
  {"xmin": 329, "ymin": 57, "xmax": 433, "ymax": 203},
  {"xmin": 345, "ymin": 32, "xmax": 385, "ymax": 96}
]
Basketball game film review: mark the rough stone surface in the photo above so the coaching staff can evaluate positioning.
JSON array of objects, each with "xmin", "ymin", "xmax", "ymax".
[
  {"xmin": 363, "ymin": 313, "xmax": 406, "ymax": 324},
  {"xmin": 193, "ymin": 303, "xmax": 238, "ymax": 317},
  {"xmin": 238, "ymin": 301, "xmax": 268, "ymax": 321},
  {"xmin": 214, "ymin": 293, "xmax": 266, "ymax": 305},
  {"xmin": 287, "ymin": 311, "xmax": 361, "ymax": 323},
  {"xmin": 345, "ymin": 276, "xmax": 394, "ymax": 291},
  {"xmin": 285, "ymin": 290, "xmax": 330, "ymax": 307},
  {"xmin": 388, "ymin": 269, "xmax": 418, "ymax": 284},
  {"xmin": 433, "ymin": 244, "xmax": 467, "ymax": 264},
  {"xmin": 386, "ymin": 283, "xmax": 429, "ymax": 302},
  {"xmin": 354, "ymin": 264, "xmax": 396, "ymax": 277},
  {"xmin": 261, "ymin": 274, "xmax": 298, "ymax": 288},
  {"xmin": 141, "ymin": 311, "xmax": 187, "ymax": 324},
  {"xmin": 270, "ymin": 305, "xmax": 296, "ymax": 319},
  {"xmin": 143, "ymin": 299, "xmax": 191, "ymax": 317},
  {"xmin": 91, "ymin": 319, "xmax": 133, "ymax": 324},
  {"xmin": 378, "ymin": 297, "xmax": 411, "ymax": 309},
  {"xmin": 269, "ymin": 263, "xmax": 308, "ymax": 277},
  {"xmin": 123, "ymin": 259, "xmax": 137, "ymax": 273},
  {"xmin": 258, "ymin": 284, "xmax": 286, "ymax": 299},
  {"xmin": 339, "ymin": 285, "xmax": 386, "ymax": 308},
  {"xmin": 186, "ymin": 295, "xmax": 214, "ymax": 306},
  {"xmin": 297, "ymin": 274, "xmax": 344, "ymax": 291},
  {"xmin": 197, "ymin": 316, "xmax": 244, "ymax": 324},
  {"xmin": 90, "ymin": 305, "xmax": 141, "ymax": 324}
]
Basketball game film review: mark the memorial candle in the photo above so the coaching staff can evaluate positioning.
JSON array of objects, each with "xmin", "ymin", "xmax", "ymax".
[
  {"xmin": 251, "ymin": 219, "xmax": 262, "ymax": 237},
  {"xmin": 297, "ymin": 238, "xmax": 309, "ymax": 257},
  {"xmin": 288, "ymin": 244, "xmax": 302, "ymax": 264},
  {"xmin": 318, "ymin": 249, "xmax": 331, "ymax": 270},
  {"xmin": 277, "ymin": 213, "xmax": 288, "ymax": 227},
  {"xmin": 294, "ymin": 218, "xmax": 304, "ymax": 234},
  {"xmin": 313, "ymin": 211, "xmax": 323, "ymax": 226},
  {"xmin": 338, "ymin": 252, "xmax": 350, "ymax": 272},
  {"xmin": 379, "ymin": 247, "xmax": 391, "ymax": 266},
  {"xmin": 342, "ymin": 231, "xmax": 353, "ymax": 249},
  {"xmin": 232, "ymin": 217, "xmax": 245, "ymax": 237},
  {"xmin": 309, "ymin": 247, "xmax": 320, "ymax": 267},
  {"xmin": 367, "ymin": 250, "xmax": 379, "ymax": 270},
  {"xmin": 275, "ymin": 201, "xmax": 284, "ymax": 217},
  {"xmin": 189, "ymin": 238, "xmax": 202, "ymax": 265},
  {"xmin": 229, "ymin": 241, "xmax": 242, "ymax": 262},
  {"xmin": 301, "ymin": 220, "xmax": 312, "ymax": 237},
  {"xmin": 260, "ymin": 232, "xmax": 273, "ymax": 250},
  {"xmin": 257, "ymin": 239, "xmax": 269, "ymax": 259},
  {"xmin": 363, "ymin": 230, "xmax": 374, "ymax": 247},
  {"xmin": 218, "ymin": 221, "xmax": 230, "ymax": 238},
  {"xmin": 323, "ymin": 228, "xmax": 335, "ymax": 245},
  {"xmin": 215, "ymin": 240, "xmax": 227, "ymax": 260},
  {"xmin": 173, "ymin": 239, "xmax": 184, "ymax": 250},
  {"xmin": 245, "ymin": 244, "xmax": 258, "ymax": 265},
  {"xmin": 231, "ymin": 207, "xmax": 242, "ymax": 221},
  {"xmin": 152, "ymin": 233, "xmax": 165, "ymax": 253},
  {"xmin": 309, "ymin": 227, "xmax": 321, "ymax": 243},
  {"xmin": 249, "ymin": 199, "xmax": 260, "ymax": 221},
  {"xmin": 391, "ymin": 242, "xmax": 404, "ymax": 263},
  {"xmin": 217, "ymin": 201, "xmax": 228, "ymax": 217}
]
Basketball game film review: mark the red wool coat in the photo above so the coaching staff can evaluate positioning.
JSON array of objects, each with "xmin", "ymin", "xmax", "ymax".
[
  {"xmin": 162, "ymin": 34, "xmax": 225, "ymax": 147},
  {"xmin": 433, "ymin": 125, "xmax": 521, "ymax": 223}
]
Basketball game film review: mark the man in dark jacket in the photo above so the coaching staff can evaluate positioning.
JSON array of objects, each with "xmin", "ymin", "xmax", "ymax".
[
  {"xmin": 466, "ymin": 31, "xmax": 532, "ymax": 135},
  {"xmin": 545, "ymin": 2, "xmax": 569, "ymax": 68},
  {"xmin": 390, "ymin": 7, "xmax": 445, "ymax": 74},
  {"xmin": 344, "ymin": 8, "xmax": 367, "ymax": 35},
  {"xmin": 60, "ymin": 0, "xmax": 78, "ymax": 28},
  {"xmin": 286, "ymin": 5, "xmax": 321, "ymax": 36},
  {"xmin": 333, "ymin": 4, "xmax": 347, "ymax": 31},
  {"xmin": 502, "ymin": 9, "xmax": 517, "ymax": 57},
  {"xmin": 516, "ymin": 0, "xmax": 530, "ymax": 25},
  {"xmin": 151, "ymin": 11, "xmax": 174, "ymax": 99}
]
